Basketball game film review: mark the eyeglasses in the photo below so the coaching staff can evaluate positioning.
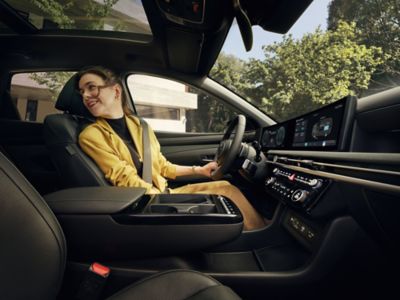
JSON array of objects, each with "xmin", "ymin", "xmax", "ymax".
[{"xmin": 78, "ymin": 83, "xmax": 113, "ymax": 97}]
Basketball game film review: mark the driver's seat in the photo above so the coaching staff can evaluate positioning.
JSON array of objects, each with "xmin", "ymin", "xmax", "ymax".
[
  {"xmin": 44, "ymin": 74, "xmax": 110, "ymax": 188},
  {"xmin": 0, "ymin": 151, "xmax": 242, "ymax": 299}
]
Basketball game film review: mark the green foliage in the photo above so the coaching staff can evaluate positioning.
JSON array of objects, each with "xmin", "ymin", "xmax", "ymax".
[
  {"xmin": 30, "ymin": 0, "xmax": 119, "ymax": 97},
  {"xmin": 214, "ymin": 22, "xmax": 384, "ymax": 122},
  {"xmin": 30, "ymin": 0, "xmax": 75, "ymax": 28},
  {"xmin": 210, "ymin": 52, "xmax": 247, "ymax": 93},
  {"xmin": 209, "ymin": 21, "xmax": 385, "ymax": 123},
  {"xmin": 83, "ymin": 0, "xmax": 120, "ymax": 30},
  {"xmin": 29, "ymin": 0, "xmax": 119, "ymax": 30},
  {"xmin": 328, "ymin": 0, "xmax": 400, "ymax": 92},
  {"xmin": 30, "ymin": 72, "xmax": 75, "ymax": 101},
  {"xmin": 182, "ymin": 52, "xmax": 244, "ymax": 133},
  {"xmin": 186, "ymin": 85, "xmax": 238, "ymax": 133}
]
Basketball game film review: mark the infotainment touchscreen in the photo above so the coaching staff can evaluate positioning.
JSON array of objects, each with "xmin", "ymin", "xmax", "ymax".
[
  {"xmin": 260, "ymin": 96, "xmax": 355, "ymax": 151},
  {"xmin": 292, "ymin": 100, "xmax": 345, "ymax": 148}
]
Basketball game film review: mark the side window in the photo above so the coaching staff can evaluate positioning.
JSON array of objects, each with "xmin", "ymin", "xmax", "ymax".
[
  {"xmin": 127, "ymin": 74, "xmax": 240, "ymax": 133},
  {"xmin": 11, "ymin": 72, "xmax": 75, "ymax": 122}
]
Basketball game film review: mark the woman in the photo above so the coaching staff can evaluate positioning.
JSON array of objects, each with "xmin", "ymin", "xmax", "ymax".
[{"xmin": 77, "ymin": 66, "xmax": 266, "ymax": 230}]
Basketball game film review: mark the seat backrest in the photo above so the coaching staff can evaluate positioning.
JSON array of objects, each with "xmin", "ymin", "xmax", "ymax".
[
  {"xmin": 43, "ymin": 75, "xmax": 109, "ymax": 188},
  {"xmin": 0, "ymin": 152, "xmax": 66, "ymax": 300}
]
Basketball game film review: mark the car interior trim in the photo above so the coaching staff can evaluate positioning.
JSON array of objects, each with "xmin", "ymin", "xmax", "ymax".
[
  {"xmin": 273, "ymin": 157, "xmax": 400, "ymax": 177},
  {"xmin": 268, "ymin": 150, "xmax": 400, "ymax": 165}
]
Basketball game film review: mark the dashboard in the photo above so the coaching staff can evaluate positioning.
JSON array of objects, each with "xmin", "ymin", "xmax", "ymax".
[
  {"xmin": 255, "ymin": 96, "xmax": 358, "ymax": 246},
  {"xmin": 260, "ymin": 96, "xmax": 356, "ymax": 151}
]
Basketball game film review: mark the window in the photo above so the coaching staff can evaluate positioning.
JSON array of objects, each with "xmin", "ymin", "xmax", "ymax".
[
  {"xmin": 3, "ymin": 0, "xmax": 151, "ymax": 36},
  {"xmin": 11, "ymin": 72, "xmax": 74, "ymax": 122},
  {"xmin": 136, "ymin": 105, "xmax": 180, "ymax": 120},
  {"xmin": 127, "ymin": 74, "xmax": 240, "ymax": 133}
]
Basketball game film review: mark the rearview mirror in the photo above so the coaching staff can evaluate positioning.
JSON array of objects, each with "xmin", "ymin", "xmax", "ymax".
[{"xmin": 233, "ymin": 0, "xmax": 253, "ymax": 51}]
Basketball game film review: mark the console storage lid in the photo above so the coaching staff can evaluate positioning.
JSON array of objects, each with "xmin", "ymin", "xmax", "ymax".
[{"xmin": 45, "ymin": 187, "xmax": 146, "ymax": 214}]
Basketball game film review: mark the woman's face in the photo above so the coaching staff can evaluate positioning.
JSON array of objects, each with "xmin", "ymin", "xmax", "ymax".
[{"xmin": 78, "ymin": 73, "xmax": 123, "ymax": 119}]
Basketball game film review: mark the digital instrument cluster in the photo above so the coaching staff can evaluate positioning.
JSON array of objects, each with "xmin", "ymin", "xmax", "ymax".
[{"xmin": 261, "ymin": 96, "xmax": 355, "ymax": 151}]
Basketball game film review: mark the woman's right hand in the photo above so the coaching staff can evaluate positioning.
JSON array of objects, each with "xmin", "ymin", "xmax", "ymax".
[{"xmin": 197, "ymin": 161, "xmax": 218, "ymax": 178}]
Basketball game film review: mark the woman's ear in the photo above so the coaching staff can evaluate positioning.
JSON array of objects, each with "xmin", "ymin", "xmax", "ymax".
[{"xmin": 114, "ymin": 84, "xmax": 122, "ymax": 100}]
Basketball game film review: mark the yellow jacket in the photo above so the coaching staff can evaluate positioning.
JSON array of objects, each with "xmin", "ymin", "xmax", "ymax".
[{"xmin": 79, "ymin": 115, "xmax": 177, "ymax": 193}]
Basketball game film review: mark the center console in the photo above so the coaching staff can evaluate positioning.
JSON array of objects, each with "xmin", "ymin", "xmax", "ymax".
[
  {"xmin": 265, "ymin": 166, "xmax": 330, "ymax": 213},
  {"xmin": 45, "ymin": 187, "xmax": 243, "ymax": 260}
]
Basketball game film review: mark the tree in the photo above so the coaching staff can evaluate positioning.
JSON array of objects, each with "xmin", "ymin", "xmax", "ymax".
[
  {"xmin": 29, "ymin": 0, "xmax": 120, "ymax": 98},
  {"xmin": 29, "ymin": 0, "xmax": 119, "ymax": 29},
  {"xmin": 185, "ymin": 53, "xmax": 245, "ymax": 133},
  {"xmin": 30, "ymin": 72, "xmax": 75, "ymax": 100},
  {"xmin": 328, "ymin": 0, "xmax": 400, "ymax": 92},
  {"xmin": 210, "ymin": 52, "xmax": 247, "ymax": 94},
  {"xmin": 241, "ymin": 21, "xmax": 384, "ymax": 122}
]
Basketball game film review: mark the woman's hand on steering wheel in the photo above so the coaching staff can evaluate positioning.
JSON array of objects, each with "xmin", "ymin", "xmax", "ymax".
[{"xmin": 198, "ymin": 161, "xmax": 218, "ymax": 177}]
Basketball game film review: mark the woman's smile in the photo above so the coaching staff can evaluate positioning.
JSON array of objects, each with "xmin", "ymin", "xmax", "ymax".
[{"xmin": 85, "ymin": 98, "xmax": 100, "ymax": 109}]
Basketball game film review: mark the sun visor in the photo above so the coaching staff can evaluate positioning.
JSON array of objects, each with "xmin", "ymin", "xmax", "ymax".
[{"xmin": 241, "ymin": 0, "xmax": 313, "ymax": 34}]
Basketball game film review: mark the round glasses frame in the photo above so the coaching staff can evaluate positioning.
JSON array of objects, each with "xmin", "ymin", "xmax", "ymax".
[{"xmin": 78, "ymin": 84, "xmax": 113, "ymax": 98}]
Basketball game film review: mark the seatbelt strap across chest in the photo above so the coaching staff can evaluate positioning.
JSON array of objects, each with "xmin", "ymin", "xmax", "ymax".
[{"xmin": 140, "ymin": 119, "xmax": 152, "ymax": 184}]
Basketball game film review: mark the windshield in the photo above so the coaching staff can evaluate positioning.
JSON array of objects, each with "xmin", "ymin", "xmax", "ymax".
[{"xmin": 210, "ymin": 0, "xmax": 400, "ymax": 122}]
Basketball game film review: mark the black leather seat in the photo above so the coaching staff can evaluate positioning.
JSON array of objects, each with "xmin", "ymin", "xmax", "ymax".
[
  {"xmin": 44, "ymin": 74, "xmax": 110, "ymax": 188},
  {"xmin": 0, "ymin": 151, "xmax": 241, "ymax": 300}
]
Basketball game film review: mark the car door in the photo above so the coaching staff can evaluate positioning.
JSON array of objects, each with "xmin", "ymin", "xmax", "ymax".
[{"xmin": 126, "ymin": 74, "xmax": 257, "ymax": 186}]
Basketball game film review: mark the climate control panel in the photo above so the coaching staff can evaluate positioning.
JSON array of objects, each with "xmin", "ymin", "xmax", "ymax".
[{"xmin": 265, "ymin": 166, "xmax": 330, "ymax": 213}]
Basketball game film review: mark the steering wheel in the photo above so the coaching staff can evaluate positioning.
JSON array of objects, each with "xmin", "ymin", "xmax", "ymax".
[{"xmin": 211, "ymin": 115, "xmax": 246, "ymax": 180}]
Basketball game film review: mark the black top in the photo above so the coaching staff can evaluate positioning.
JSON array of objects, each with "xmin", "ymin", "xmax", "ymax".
[{"xmin": 106, "ymin": 117, "xmax": 143, "ymax": 176}]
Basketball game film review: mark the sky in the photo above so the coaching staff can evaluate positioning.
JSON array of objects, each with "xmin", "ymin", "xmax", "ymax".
[{"xmin": 222, "ymin": 0, "xmax": 332, "ymax": 61}]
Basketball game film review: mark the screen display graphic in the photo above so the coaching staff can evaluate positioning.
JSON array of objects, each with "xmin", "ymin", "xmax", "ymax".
[{"xmin": 292, "ymin": 102, "xmax": 344, "ymax": 148}]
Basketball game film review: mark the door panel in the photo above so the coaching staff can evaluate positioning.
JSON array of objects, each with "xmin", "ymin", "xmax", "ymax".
[
  {"xmin": 156, "ymin": 131, "xmax": 256, "ymax": 166},
  {"xmin": 156, "ymin": 132, "xmax": 220, "ymax": 186}
]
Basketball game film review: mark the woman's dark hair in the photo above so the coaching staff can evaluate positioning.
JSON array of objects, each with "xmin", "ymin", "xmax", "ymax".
[{"xmin": 76, "ymin": 66, "xmax": 133, "ymax": 115}]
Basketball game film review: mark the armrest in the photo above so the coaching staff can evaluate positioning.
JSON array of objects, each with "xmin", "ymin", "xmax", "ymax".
[
  {"xmin": 46, "ymin": 189, "xmax": 242, "ymax": 260},
  {"xmin": 44, "ymin": 187, "xmax": 146, "ymax": 214}
]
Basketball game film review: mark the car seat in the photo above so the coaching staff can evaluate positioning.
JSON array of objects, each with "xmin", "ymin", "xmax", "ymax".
[{"xmin": 44, "ymin": 74, "xmax": 110, "ymax": 188}]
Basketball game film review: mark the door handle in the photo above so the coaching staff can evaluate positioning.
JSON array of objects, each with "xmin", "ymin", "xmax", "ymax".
[{"xmin": 201, "ymin": 155, "xmax": 214, "ymax": 162}]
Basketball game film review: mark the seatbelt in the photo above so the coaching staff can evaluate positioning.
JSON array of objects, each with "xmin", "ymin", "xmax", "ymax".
[{"xmin": 140, "ymin": 119, "xmax": 152, "ymax": 184}]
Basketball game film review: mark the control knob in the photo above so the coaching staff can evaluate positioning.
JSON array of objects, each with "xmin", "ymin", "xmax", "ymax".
[
  {"xmin": 291, "ymin": 189, "xmax": 309, "ymax": 204},
  {"xmin": 308, "ymin": 178, "xmax": 322, "ymax": 188},
  {"xmin": 265, "ymin": 177, "xmax": 276, "ymax": 186}
]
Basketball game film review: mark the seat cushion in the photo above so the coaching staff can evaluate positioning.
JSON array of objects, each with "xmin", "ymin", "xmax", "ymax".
[{"xmin": 107, "ymin": 269, "xmax": 241, "ymax": 300}]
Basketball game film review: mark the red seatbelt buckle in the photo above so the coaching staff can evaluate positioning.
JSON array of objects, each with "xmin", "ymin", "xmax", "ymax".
[
  {"xmin": 90, "ymin": 262, "xmax": 110, "ymax": 278},
  {"xmin": 76, "ymin": 262, "xmax": 110, "ymax": 300}
]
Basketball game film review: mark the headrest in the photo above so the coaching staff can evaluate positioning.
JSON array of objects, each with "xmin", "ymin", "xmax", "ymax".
[{"xmin": 55, "ymin": 74, "xmax": 93, "ymax": 118}]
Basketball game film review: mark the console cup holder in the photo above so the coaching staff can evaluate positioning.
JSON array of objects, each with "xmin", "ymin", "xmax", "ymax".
[
  {"xmin": 187, "ymin": 204, "xmax": 216, "ymax": 214},
  {"xmin": 149, "ymin": 204, "xmax": 217, "ymax": 214},
  {"xmin": 150, "ymin": 205, "xmax": 178, "ymax": 214}
]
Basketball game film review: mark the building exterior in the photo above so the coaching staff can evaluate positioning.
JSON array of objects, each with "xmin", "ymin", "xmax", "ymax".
[{"xmin": 128, "ymin": 75, "xmax": 197, "ymax": 132}]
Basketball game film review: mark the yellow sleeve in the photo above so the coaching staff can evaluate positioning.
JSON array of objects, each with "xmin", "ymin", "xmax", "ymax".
[
  {"xmin": 149, "ymin": 127, "xmax": 177, "ymax": 179},
  {"xmin": 79, "ymin": 126, "xmax": 155, "ymax": 193}
]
